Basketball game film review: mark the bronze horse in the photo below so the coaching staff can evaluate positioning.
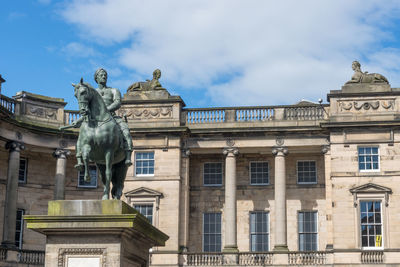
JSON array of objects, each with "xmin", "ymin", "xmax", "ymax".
[{"xmin": 72, "ymin": 78, "xmax": 127, "ymax": 200}]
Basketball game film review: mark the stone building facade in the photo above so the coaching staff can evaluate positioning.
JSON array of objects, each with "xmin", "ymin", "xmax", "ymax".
[{"xmin": 0, "ymin": 66, "xmax": 400, "ymax": 266}]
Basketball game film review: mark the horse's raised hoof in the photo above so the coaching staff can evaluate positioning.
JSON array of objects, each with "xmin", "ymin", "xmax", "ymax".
[
  {"xmin": 74, "ymin": 163, "xmax": 84, "ymax": 171},
  {"xmin": 124, "ymin": 159, "xmax": 133, "ymax": 166}
]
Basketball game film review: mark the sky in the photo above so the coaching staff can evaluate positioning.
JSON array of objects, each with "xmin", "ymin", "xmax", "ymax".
[{"xmin": 1, "ymin": 0, "xmax": 400, "ymax": 110}]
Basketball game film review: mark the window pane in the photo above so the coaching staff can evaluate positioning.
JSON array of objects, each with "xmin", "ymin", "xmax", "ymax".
[
  {"xmin": 360, "ymin": 201, "xmax": 382, "ymax": 248},
  {"xmin": 358, "ymin": 147, "xmax": 379, "ymax": 171},
  {"xmin": 297, "ymin": 161, "xmax": 317, "ymax": 184},
  {"xmin": 298, "ymin": 211, "xmax": 318, "ymax": 251},
  {"xmin": 250, "ymin": 212, "xmax": 269, "ymax": 252},
  {"xmin": 204, "ymin": 163, "xmax": 223, "ymax": 186},
  {"xmin": 78, "ymin": 165, "xmax": 97, "ymax": 187},
  {"xmin": 250, "ymin": 162, "xmax": 269, "ymax": 185},
  {"xmin": 203, "ymin": 213, "xmax": 221, "ymax": 252},
  {"xmin": 135, "ymin": 152, "xmax": 155, "ymax": 175},
  {"xmin": 134, "ymin": 204, "xmax": 153, "ymax": 224}
]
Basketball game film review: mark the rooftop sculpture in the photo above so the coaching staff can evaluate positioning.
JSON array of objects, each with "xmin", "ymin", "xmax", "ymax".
[{"xmin": 346, "ymin": 61, "xmax": 388, "ymax": 84}]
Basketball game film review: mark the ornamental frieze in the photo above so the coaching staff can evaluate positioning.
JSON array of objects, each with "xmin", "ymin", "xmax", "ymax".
[
  {"xmin": 339, "ymin": 99, "xmax": 395, "ymax": 112},
  {"xmin": 118, "ymin": 106, "xmax": 173, "ymax": 120},
  {"xmin": 26, "ymin": 103, "xmax": 57, "ymax": 120}
]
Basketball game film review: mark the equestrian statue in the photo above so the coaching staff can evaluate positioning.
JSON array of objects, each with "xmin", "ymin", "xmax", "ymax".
[{"xmin": 60, "ymin": 68, "xmax": 133, "ymax": 200}]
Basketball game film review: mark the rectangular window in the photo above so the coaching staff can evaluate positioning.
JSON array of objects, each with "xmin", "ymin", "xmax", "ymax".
[
  {"xmin": 135, "ymin": 152, "xmax": 155, "ymax": 176},
  {"xmin": 203, "ymin": 213, "xmax": 222, "ymax": 252},
  {"xmin": 358, "ymin": 147, "xmax": 379, "ymax": 171},
  {"xmin": 250, "ymin": 162, "xmax": 269, "ymax": 185},
  {"xmin": 298, "ymin": 211, "xmax": 318, "ymax": 251},
  {"xmin": 15, "ymin": 209, "xmax": 24, "ymax": 249},
  {"xmin": 18, "ymin": 158, "xmax": 27, "ymax": 183},
  {"xmin": 361, "ymin": 201, "xmax": 382, "ymax": 248},
  {"xmin": 203, "ymin": 163, "xmax": 223, "ymax": 186},
  {"xmin": 78, "ymin": 165, "xmax": 98, "ymax": 188},
  {"xmin": 134, "ymin": 204, "xmax": 153, "ymax": 224},
  {"xmin": 250, "ymin": 212, "xmax": 269, "ymax": 251},
  {"xmin": 297, "ymin": 161, "xmax": 317, "ymax": 184}
]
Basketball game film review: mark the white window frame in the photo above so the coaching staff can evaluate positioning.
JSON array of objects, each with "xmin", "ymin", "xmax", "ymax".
[
  {"xmin": 298, "ymin": 211, "xmax": 318, "ymax": 251},
  {"xmin": 203, "ymin": 162, "xmax": 223, "ymax": 186},
  {"xmin": 134, "ymin": 204, "xmax": 154, "ymax": 224},
  {"xmin": 18, "ymin": 157, "xmax": 28, "ymax": 184},
  {"xmin": 134, "ymin": 151, "xmax": 155, "ymax": 177},
  {"xmin": 249, "ymin": 161, "xmax": 270, "ymax": 185},
  {"xmin": 202, "ymin": 212, "xmax": 222, "ymax": 252},
  {"xmin": 359, "ymin": 200, "xmax": 384, "ymax": 250},
  {"xmin": 125, "ymin": 187, "xmax": 163, "ymax": 228},
  {"xmin": 77, "ymin": 165, "xmax": 98, "ymax": 188},
  {"xmin": 358, "ymin": 146, "xmax": 380, "ymax": 172},
  {"xmin": 249, "ymin": 211, "xmax": 270, "ymax": 252},
  {"xmin": 15, "ymin": 209, "xmax": 24, "ymax": 249},
  {"xmin": 297, "ymin": 160, "xmax": 317, "ymax": 185}
]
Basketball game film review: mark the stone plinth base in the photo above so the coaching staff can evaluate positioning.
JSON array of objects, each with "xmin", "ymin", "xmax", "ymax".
[
  {"xmin": 341, "ymin": 83, "xmax": 391, "ymax": 93},
  {"xmin": 24, "ymin": 200, "xmax": 168, "ymax": 267}
]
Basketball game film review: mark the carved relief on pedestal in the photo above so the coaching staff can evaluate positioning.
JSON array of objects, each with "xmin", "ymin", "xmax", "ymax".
[
  {"xmin": 26, "ymin": 103, "xmax": 57, "ymax": 120},
  {"xmin": 118, "ymin": 106, "xmax": 173, "ymax": 120},
  {"xmin": 338, "ymin": 99, "xmax": 396, "ymax": 112}
]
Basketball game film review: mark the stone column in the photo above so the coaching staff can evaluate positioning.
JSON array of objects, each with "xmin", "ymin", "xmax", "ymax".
[
  {"xmin": 2, "ymin": 141, "xmax": 25, "ymax": 248},
  {"xmin": 322, "ymin": 145, "xmax": 334, "ymax": 249},
  {"xmin": 180, "ymin": 149, "xmax": 191, "ymax": 251},
  {"xmin": 272, "ymin": 146, "xmax": 288, "ymax": 251},
  {"xmin": 222, "ymin": 147, "xmax": 239, "ymax": 252},
  {"xmin": 53, "ymin": 149, "xmax": 70, "ymax": 200}
]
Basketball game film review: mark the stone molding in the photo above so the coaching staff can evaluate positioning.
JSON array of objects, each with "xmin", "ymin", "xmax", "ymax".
[
  {"xmin": 339, "ymin": 99, "xmax": 396, "ymax": 112},
  {"xmin": 5, "ymin": 141, "xmax": 25, "ymax": 152},
  {"xmin": 350, "ymin": 183, "xmax": 392, "ymax": 207},
  {"xmin": 53, "ymin": 148, "xmax": 71, "ymax": 159},
  {"xmin": 223, "ymin": 147, "xmax": 239, "ymax": 157},
  {"xmin": 118, "ymin": 106, "xmax": 173, "ymax": 120},
  {"xmin": 272, "ymin": 146, "xmax": 288, "ymax": 156},
  {"xmin": 58, "ymin": 248, "xmax": 106, "ymax": 267},
  {"xmin": 26, "ymin": 104, "xmax": 57, "ymax": 120}
]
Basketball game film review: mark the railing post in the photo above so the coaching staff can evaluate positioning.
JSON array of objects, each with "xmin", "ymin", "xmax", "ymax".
[{"xmin": 225, "ymin": 109, "xmax": 236, "ymax": 122}]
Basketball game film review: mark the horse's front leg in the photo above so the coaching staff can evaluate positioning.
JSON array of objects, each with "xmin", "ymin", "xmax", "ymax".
[
  {"xmin": 102, "ymin": 151, "xmax": 113, "ymax": 200},
  {"xmin": 82, "ymin": 144, "xmax": 91, "ymax": 182}
]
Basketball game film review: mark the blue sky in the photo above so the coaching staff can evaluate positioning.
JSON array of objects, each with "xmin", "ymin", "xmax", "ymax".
[{"xmin": 1, "ymin": 1, "xmax": 400, "ymax": 110}]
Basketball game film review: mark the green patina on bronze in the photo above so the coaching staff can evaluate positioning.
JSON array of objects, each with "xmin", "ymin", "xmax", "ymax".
[{"xmin": 60, "ymin": 68, "xmax": 133, "ymax": 200}]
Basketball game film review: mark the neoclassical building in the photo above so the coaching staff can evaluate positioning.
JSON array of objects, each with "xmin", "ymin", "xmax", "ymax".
[{"xmin": 0, "ymin": 65, "xmax": 400, "ymax": 266}]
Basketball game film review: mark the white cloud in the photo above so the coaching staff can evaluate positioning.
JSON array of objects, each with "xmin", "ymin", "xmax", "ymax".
[
  {"xmin": 61, "ymin": 42, "xmax": 97, "ymax": 58},
  {"xmin": 61, "ymin": 0, "xmax": 400, "ymax": 106}
]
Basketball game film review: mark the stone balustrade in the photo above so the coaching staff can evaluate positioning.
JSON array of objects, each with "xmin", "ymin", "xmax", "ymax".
[
  {"xmin": 183, "ymin": 105, "xmax": 327, "ymax": 125},
  {"xmin": 18, "ymin": 249, "xmax": 45, "ymax": 265},
  {"xmin": 185, "ymin": 252, "xmax": 224, "ymax": 265},
  {"xmin": 64, "ymin": 109, "xmax": 81, "ymax": 124},
  {"xmin": 0, "ymin": 248, "xmax": 6, "ymax": 261},
  {"xmin": 182, "ymin": 251, "xmax": 328, "ymax": 266},
  {"xmin": 238, "ymin": 252, "xmax": 273, "ymax": 265},
  {"xmin": 0, "ymin": 247, "xmax": 45, "ymax": 266},
  {"xmin": 288, "ymin": 251, "xmax": 327, "ymax": 265},
  {"xmin": 0, "ymin": 94, "xmax": 15, "ymax": 114},
  {"xmin": 361, "ymin": 251, "xmax": 384, "ymax": 264}
]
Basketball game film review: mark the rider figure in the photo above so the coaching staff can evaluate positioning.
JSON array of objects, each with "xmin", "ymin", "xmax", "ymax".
[
  {"xmin": 73, "ymin": 68, "xmax": 133, "ymax": 169},
  {"xmin": 94, "ymin": 68, "xmax": 133, "ymax": 166}
]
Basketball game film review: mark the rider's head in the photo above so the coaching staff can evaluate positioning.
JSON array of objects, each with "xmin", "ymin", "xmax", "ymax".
[{"xmin": 94, "ymin": 68, "xmax": 108, "ymax": 84}]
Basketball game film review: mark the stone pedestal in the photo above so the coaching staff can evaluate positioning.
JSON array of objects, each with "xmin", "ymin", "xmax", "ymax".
[{"xmin": 24, "ymin": 200, "xmax": 169, "ymax": 267}]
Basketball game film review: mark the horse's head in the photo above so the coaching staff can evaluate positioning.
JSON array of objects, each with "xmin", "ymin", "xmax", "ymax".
[{"xmin": 72, "ymin": 78, "xmax": 93, "ymax": 117}]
